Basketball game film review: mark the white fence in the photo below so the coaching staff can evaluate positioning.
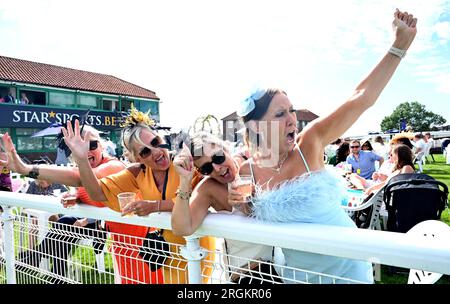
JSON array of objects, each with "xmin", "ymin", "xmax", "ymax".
[{"xmin": 1, "ymin": 191, "xmax": 450, "ymax": 284}]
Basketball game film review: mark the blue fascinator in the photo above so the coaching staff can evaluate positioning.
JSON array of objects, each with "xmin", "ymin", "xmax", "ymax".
[{"xmin": 237, "ymin": 88, "xmax": 266, "ymax": 117}]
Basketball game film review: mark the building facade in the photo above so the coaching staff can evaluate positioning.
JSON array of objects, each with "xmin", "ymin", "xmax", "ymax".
[{"xmin": 0, "ymin": 55, "xmax": 160, "ymax": 161}]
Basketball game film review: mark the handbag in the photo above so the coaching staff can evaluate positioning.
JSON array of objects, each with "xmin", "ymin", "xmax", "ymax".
[
  {"xmin": 138, "ymin": 168, "xmax": 171, "ymax": 271},
  {"xmin": 139, "ymin": 229, "xmax": 171, "ymax": 271}
]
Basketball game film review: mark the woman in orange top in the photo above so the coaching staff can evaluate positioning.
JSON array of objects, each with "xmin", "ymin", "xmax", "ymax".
[
  {"xmin": 61, "ymin": 108, "xmax": 215, "ymax": 284},
  {"xmin": 1, "ymin": 125, "xmax": 162, "ymax": 284}
]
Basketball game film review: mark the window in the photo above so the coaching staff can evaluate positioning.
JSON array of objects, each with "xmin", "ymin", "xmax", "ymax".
[
  {"xmin": 49, "ymin": 91, "xmax": 75, "ymax": 107},
  {"xmin": 121, "ymin": 99, "xmax": 134, "ymax": 112},
  {"xmin": 15, "ymin": 128, "xmax": 58, "ymax": 152},
  {"xmin": 78, "ymin": 95, "xmax": 98, "ymax": 109},
  {"xmin": 43, "ymin": 137, "xmax": 58, "ymax": 150},
  {"xmin": 0, "ymin": 86, "xmax": 16, "ymax": 103},
  {"xmin": 19, "ymin": 89, "xmax": 46, "ymax": 105},
  {"xmin": 16, "ymin": 128, "xmax": 39, "ymax": 136},
  {"xmin": 16, "ymin": 128, "xmax": 43, "ymax": 151},
  {"xmin": 102, "ymin": 98, "xmax": 118, "ymax": 111},
  {"xmin": 140, "ymin": 101, "xmax": 159, "ymax": 120}
]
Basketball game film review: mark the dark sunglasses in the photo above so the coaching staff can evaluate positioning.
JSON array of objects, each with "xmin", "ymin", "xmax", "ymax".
[
  {"xmin": 89, "ymin": 140, "xmax": 99, "ymax": 151},
  {"xmin": 350, "ymin": 146, "xmax": 360, "ymax": 149},
  {"xmin": 198, "ymin": 153, "xmax": 226, "ymax": 175},
  {"xmin": 139, "ymin": 137, "xmax": 162, "ymax": 159}
]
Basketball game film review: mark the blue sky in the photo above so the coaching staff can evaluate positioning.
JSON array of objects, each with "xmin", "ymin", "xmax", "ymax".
[{"xmin": 0, "ymin": 0, "xmax": 449, "ymax": 136}]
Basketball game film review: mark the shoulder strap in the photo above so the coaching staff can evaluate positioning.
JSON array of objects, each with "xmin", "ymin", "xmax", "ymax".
[
  {"xmin": 159, "ymin": 168, "xmax": 170, "ymax": 234},
  {"xmin": 162, "ymin": 168, "xmax": 169, "ymax": 200},
  {"xmin": 297, "ymin": 145, "xmax": 311, "ymax": 173},
  {"xmin": 249, "ymin": 159, "xmax": 256, "ymax": 184}
]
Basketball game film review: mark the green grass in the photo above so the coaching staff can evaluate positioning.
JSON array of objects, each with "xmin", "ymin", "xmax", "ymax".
[{"xmin": 378, "ymin": 153, "xmax": 450, "ymax": 284}]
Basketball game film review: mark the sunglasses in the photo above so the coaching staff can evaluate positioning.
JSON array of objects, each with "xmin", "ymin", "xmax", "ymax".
[
  {"xmin": 89, "ymin": 140, "xmax": 99, "ymax": 151},
  {"xmin": 139, "ymin": 137, "xmax": 162, "ymax": 159},
  {"xmin": 198, "ymin": 152, "xmax": 226, "ymax": 175},
  {"xmin": 350, "ymin": 146, "xmax": 360, "ymax": 149}
]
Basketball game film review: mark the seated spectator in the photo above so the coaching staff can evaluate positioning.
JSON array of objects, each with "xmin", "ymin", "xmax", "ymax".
[
  {"xmin": 328, "ymin": 142, "xmax": 350, "ymax": 166},
  {"xmin": 361, "ymin": 140, "xmax": 374, "ymax": 151},
  {"xmin": 325, "ymin": 138, "xmax": 342, "ymax": 160},
  {"xmin": 348, "ymin": 145, "xmax": 395, "ymax": 189},
  {"xmin": 26, "ymin": 161, "xmax": 69, "ymax": 196},
  {"xmin": 372, "ymin": 135, "xmax": 389, "ymax": 159},
  {"xmin": 346, "ymin": 140, "xmax": 384, "ymax": 179},
  {"xmin": 364, "ymin": 144, "xmax": 415, "ymax": 195},
  {"xmin": 389, "ymin": 132, "xmax": 414, "ymax": 149}
]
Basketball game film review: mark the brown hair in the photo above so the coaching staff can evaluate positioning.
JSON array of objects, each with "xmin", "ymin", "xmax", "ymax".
[
  {"xmin": 392, "ymin": 144, "xmax": 415, "ymax": 171},
  {"xmin": 239, "ymin": 88, "xmax": 287, "ymax": 150}
]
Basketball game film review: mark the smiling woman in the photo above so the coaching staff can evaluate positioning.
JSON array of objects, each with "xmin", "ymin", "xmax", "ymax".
[{"xmin": 61, "ymin": 107, "xmax": 216, "ymax": 284}]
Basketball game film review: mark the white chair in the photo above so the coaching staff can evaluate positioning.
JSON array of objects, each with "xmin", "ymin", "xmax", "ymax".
[
  {"xmin": 407, "ymin": 220, "xmax": 450, "ymax": 284},
  {"xmin": 341, "ymin": 189, "xmax": 384, "ymax": 231}
]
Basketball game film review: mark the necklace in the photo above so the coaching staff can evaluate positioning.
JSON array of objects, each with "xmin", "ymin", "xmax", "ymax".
[{"xmin": 269, "ymin": 151, "xmax": 289, "ymax": 173}]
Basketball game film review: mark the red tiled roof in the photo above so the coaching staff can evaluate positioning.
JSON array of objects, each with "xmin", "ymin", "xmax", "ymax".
[
  {"xmin": 221, "ymin": 111, "xmax": 239, "ymax": 121},
  {"xmin": 0, "ymin": 55, "xmax": 159, "ymax": 100},
  {"xmin": 296, "ymin": 109, "xmax": 318, "ymax": 121},
  {"xmin": 222, "ymin": 109, "xmax": 319, "ymax": 122}
]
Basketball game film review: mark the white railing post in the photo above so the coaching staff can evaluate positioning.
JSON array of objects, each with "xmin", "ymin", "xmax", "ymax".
[
  {"xmin": 180, "ymin": 236, "xmax": 207, "ymax": 284},
  {"xmin": 1, "ymin": 205, "xmax": 17, "ymax": 284}
]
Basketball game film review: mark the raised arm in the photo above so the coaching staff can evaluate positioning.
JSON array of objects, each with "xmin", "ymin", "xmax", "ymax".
[
  {"xmin": 61, "ymin": 120, "xmax": 107, "ymax": 201},
  {"xmin": 1, "ymin": 132, "xmax": 82, "ymax": 186},
  {"xmin": 310, "ymin": 9, "xmax": 417, "ymax": 147},
  {"xmin": 171, "ymin": 145, "xmax": 199, "ymax": 235}
]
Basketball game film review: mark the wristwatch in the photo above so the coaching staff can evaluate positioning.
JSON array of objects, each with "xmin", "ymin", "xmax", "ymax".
[{"xmin": 26, "ymin": 165, "xmax": 40, "ymax": 179}]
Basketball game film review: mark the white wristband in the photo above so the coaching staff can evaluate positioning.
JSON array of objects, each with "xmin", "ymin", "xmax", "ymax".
[{"xmin": 388, "ymin": 46, "xmax": 407, "ymax": 59}]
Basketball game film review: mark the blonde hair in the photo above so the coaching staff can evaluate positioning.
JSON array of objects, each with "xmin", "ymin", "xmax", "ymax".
[
  {"xmin": 190, "ymin": 131, "xmax": 229, "ymax": 159},
  {"xmin": 122, "ymin": 123, "xmax": 159, "ymax": 161}
]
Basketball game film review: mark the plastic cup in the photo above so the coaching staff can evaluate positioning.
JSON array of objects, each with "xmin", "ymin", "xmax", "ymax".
[
  {"xmin": 228, "ymin": 175, "xmax": 253, "ymax": 203},
  {"xmin": 61, "ymin": 195, "xmax": 77, "ymax": 208},
  {"xmin": 117, "ymin": 192, "xmax": 136, "ymax": 216}
]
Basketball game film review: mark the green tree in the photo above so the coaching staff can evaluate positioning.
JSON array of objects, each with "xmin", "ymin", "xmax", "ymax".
[{"xmin": 380, "ymin": 101, "xmax": 446, "ymax": 132}]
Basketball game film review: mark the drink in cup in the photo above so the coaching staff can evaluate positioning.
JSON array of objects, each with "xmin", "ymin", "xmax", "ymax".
[
  {"xmin": 118, "ymin": 192, "xmax": 136, "ymax": 217},
  {"xmin": 61, "ymin": 187, "xmax": 78, "ymax": 208},
  {"xmin": 62, "ymin": 195, "xmax": 77, "ymax": 208},
  {"xmin": 343, "ymin": 163, "xmax": 352, "ymax": 175},
  {"xmin": 229, "ymin": 175, "xmax": 253, "ymax": 203}
]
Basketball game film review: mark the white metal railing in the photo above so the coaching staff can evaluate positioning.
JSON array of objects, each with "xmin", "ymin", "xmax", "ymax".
[{"xmin": 1, "ymin": 191, "xmax": 450, "ymax": 284}]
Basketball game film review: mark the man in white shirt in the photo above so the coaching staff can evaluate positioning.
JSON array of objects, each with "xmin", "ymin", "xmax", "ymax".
[
  {"xmin": 413, "ymin": 133, "xmax": 427, "ymax": 164},
  {"xmin": 424, "ymin": 132, "xmax": 435, "ymax": 161}
]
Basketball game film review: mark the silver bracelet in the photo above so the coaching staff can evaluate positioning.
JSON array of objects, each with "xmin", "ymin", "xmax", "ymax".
[
  {"xmin": 388, "ymin": 46, "xmax": 407, "ymax": 59},
  {"xmin": 175, "ymin": 188, "xmax": 191, "ymax": 200}
]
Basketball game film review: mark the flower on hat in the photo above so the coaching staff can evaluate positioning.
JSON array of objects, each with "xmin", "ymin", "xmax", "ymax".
[{"xmin": 237, "ymin": 88, "xmax": 266, "ymax": 117}]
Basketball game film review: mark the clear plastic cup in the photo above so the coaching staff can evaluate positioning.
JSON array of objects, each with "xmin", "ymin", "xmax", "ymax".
[
  {"xmin": 228, "ymin": 175, "xmax": 253, "ymax": 203},
  {"xmin": 60, "ymin": 187, "xmax": 78, "ymax": 208},
  {"xmin": 117, "ymin": 192, "xmax": 136, "ymax": 216}
]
